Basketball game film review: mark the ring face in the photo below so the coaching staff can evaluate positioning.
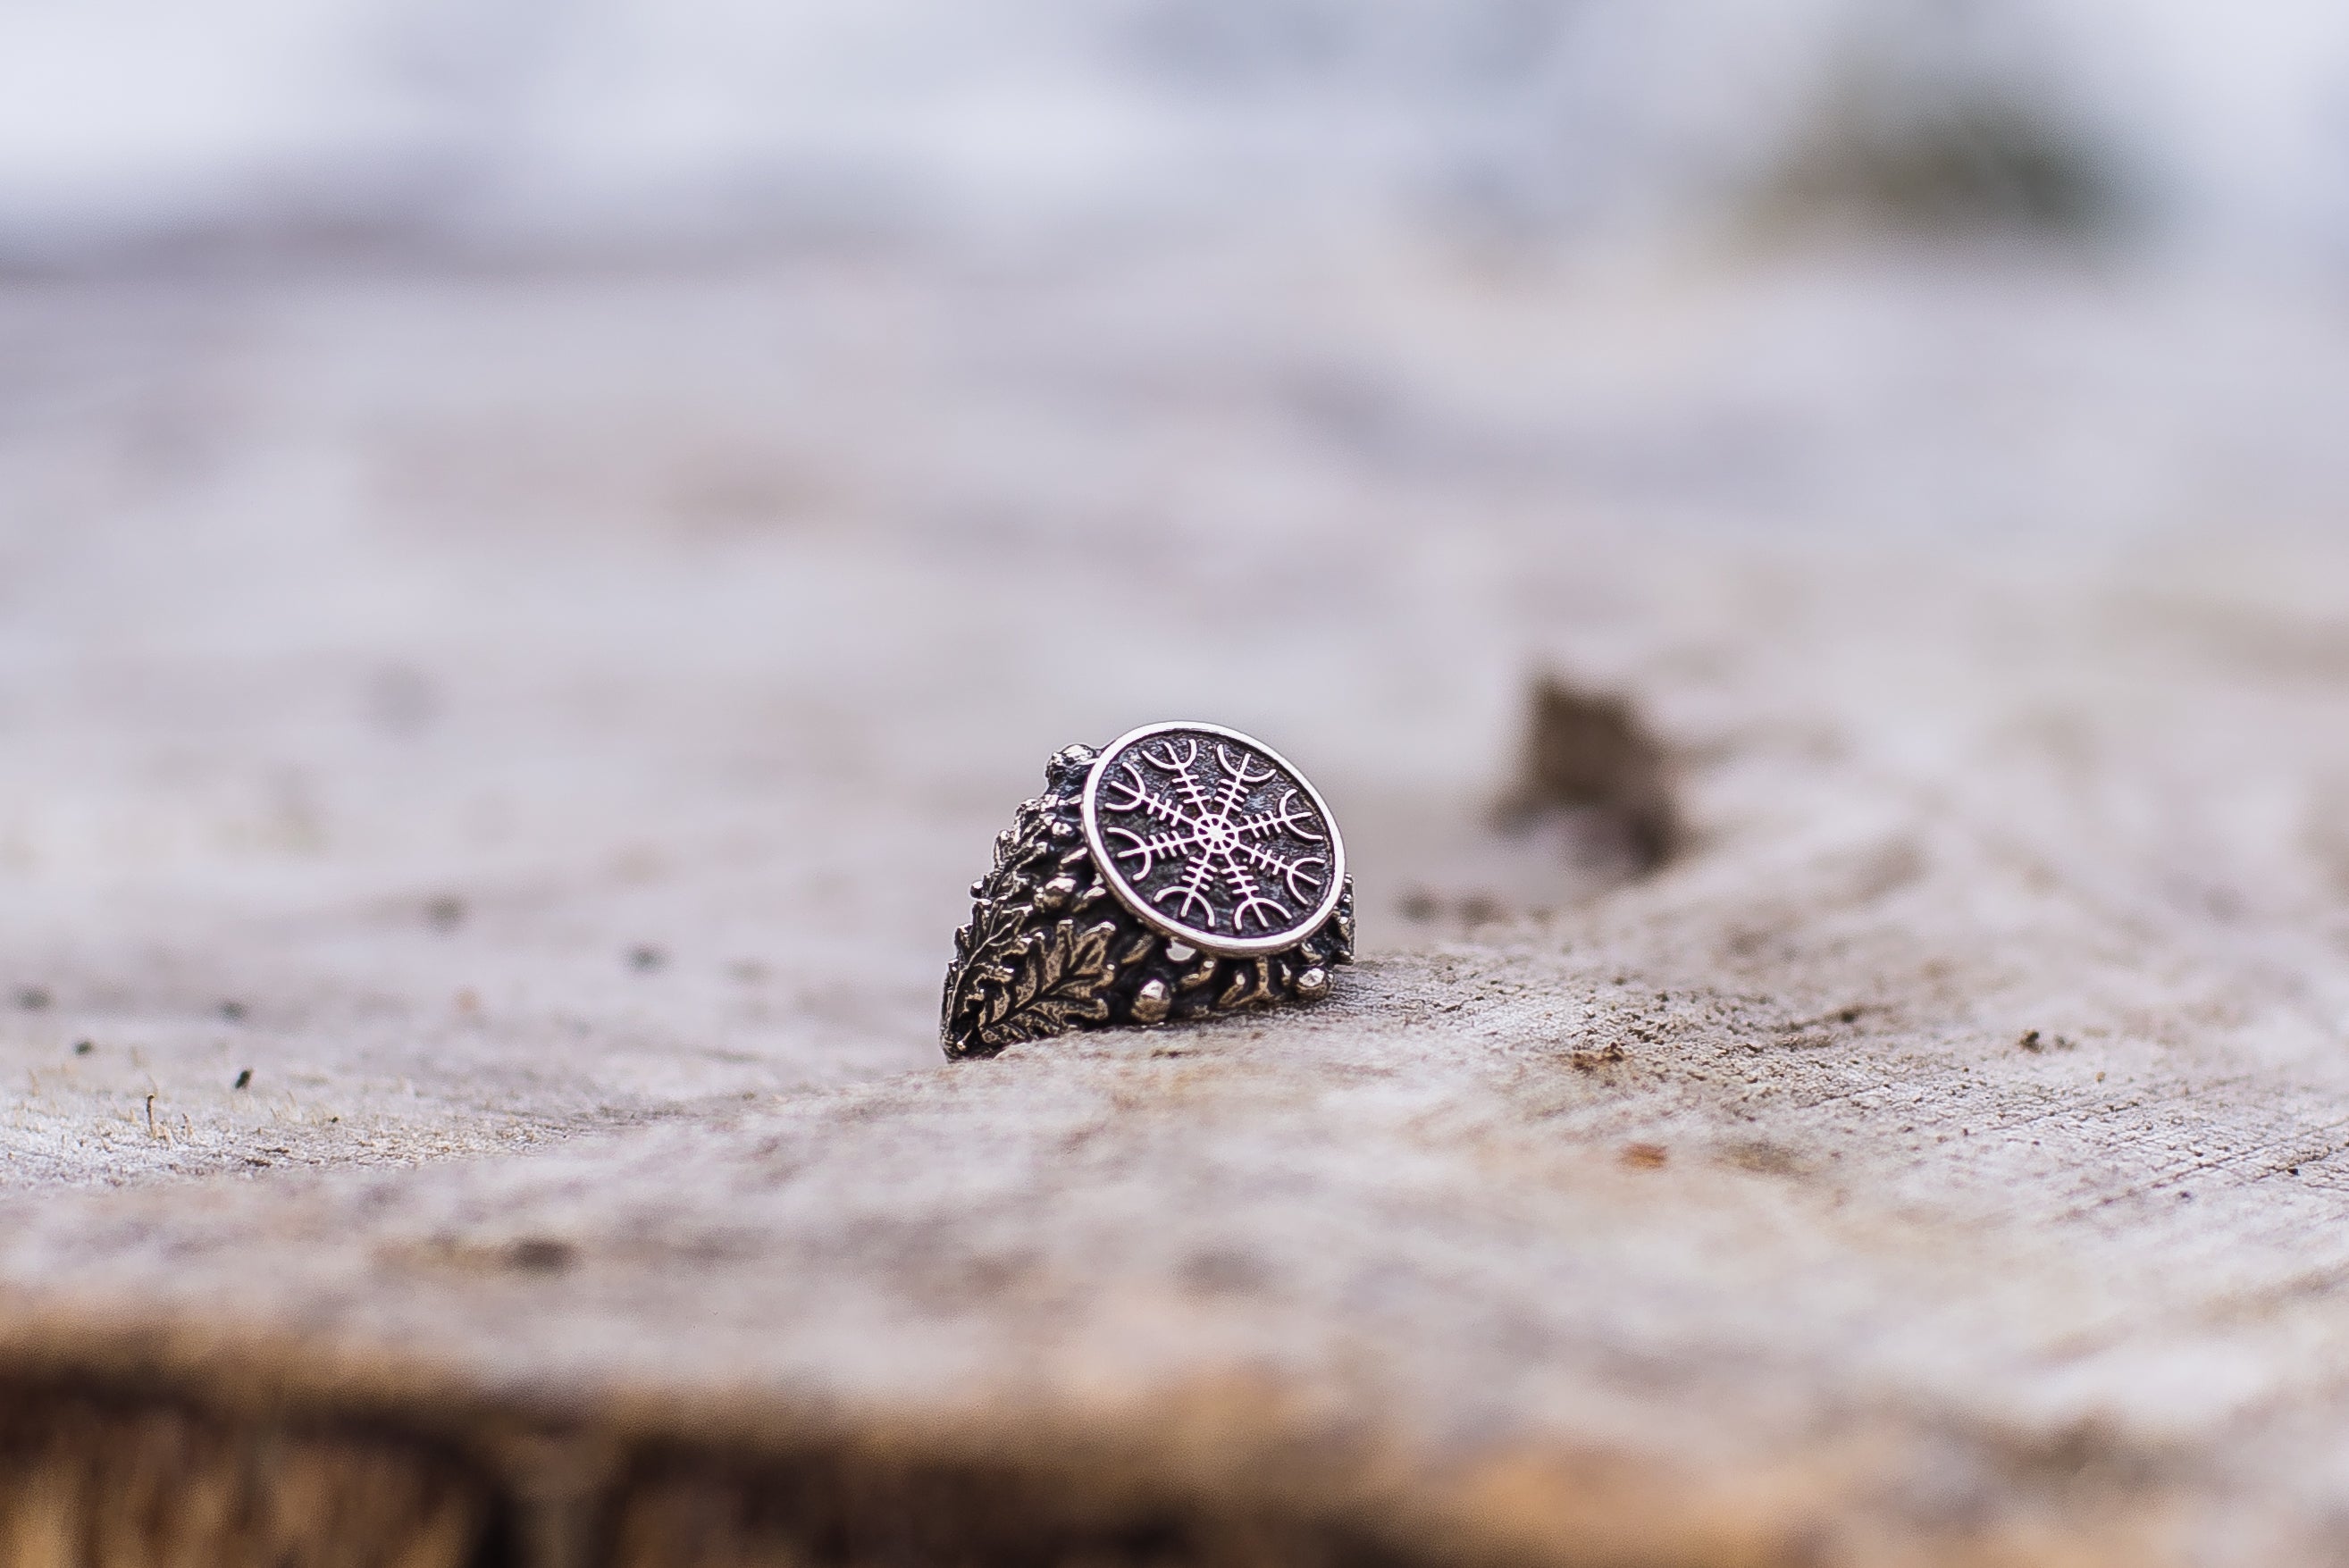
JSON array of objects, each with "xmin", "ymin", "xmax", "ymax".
[
  {"xmin": 1082, "ymin": 722, "xmax": 1346, "ymax": 957},
  {"xmin": 941, "ymin": 723, "xmax": 1353, "ymax": 1060}
]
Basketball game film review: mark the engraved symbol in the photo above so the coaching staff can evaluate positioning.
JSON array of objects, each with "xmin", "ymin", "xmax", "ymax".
[{"xmin": 1094, "ymin": 731, "xmax": 1331, "ymax": 942}]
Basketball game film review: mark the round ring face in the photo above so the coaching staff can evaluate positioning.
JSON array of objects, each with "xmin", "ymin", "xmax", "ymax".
[{"xmin": 1081, "ymin": 722, "xmax": 1346, "ymax": 956}]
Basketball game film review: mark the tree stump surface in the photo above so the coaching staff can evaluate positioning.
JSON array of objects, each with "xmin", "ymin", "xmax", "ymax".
[{"xmin": 3, "ymin": 256, "xmax": 2348, "ymax": 1566}]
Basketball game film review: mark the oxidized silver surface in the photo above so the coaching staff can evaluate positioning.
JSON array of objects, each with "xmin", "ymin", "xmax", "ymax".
[{"xmin": 941, "ymin": 723, "xmax": 1353, "ymax": 1061}]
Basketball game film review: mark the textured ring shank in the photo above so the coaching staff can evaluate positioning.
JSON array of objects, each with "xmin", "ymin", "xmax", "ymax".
[{"xmin": 940, "ymin": 743, "xmax": 1354, "ymax": 1061}]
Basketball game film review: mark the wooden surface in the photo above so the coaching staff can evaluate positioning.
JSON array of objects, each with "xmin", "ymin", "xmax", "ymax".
[{"xmin": 4, "ymin": 251, "xmax": 2349, "ymax": 1565}]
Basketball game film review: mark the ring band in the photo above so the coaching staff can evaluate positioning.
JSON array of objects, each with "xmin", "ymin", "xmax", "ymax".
[{"xmin": 941, "ymin": 722, "xmax": 1354, "ymax": 1060}]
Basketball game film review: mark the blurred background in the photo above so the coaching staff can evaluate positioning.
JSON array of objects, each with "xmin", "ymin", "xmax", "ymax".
[
  {"xmin": 4, "ymin": 0, "xmax": 2349, "ymax": 1181},
  {"xmin": 4, "ymin": 0, "xmax": 2349, "ymax": 264}
]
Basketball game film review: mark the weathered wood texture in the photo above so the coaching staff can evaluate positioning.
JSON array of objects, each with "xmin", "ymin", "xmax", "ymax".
[{"xmin": 3, "ymin": 254, "xmax": 2348, "ymax": 1565}]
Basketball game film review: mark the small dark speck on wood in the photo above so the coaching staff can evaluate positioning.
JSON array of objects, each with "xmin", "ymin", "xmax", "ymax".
[
  {"xmin": 15, "ymin": 987, "xmax": 49, "ymax": 1010},
  {"xmin": 220, "ymin": 1001, "xmax": 247, "ymax": 1022},
  {"xmin": 234, "ymin": 1069, "xmax": 252, "ymax": 1090},
  {"xmin": 71, "ymin": 1041, "xmax": 92, "ymax": 1056},
  {"xmin": 506, "ymin": 1238, "xmax": 575, "ymax": 1274},
  {"xmin": 1180, "ymin": 1247, "xmax": 1267, "ymax": 1295},
  {"xmin": 1497, "ymin": 675, "xmax": 1678, "ymax": 873},
  {"xmin": 630, "ymin": 945, "xmax": 667, "ymax": 972}
]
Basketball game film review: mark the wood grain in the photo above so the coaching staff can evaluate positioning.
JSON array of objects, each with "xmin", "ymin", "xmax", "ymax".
[{"xmin": 2, "ymin": 255, "xmax": 2347, "ymax": 1565}]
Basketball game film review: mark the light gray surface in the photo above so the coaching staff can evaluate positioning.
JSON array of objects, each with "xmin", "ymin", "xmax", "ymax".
[{"xmin": 3, "ymin": 249, "xmax": 2349, "ymax": 1562}]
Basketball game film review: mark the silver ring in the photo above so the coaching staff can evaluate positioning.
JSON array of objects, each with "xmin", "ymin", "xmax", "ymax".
[{"xmin": 941, "ymin": 721, "xmax": 1354, "ymax": 1060}]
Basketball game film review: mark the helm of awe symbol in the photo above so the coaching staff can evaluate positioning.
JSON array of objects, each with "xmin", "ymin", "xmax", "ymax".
[{"xmin": 1080, "ymin": 722, "xmax": 1346, "ymax": 955}]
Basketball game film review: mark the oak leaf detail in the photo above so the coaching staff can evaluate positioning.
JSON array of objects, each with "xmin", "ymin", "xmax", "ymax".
[{"xmin": 978, "ymin": 918, "xmax": 1118, "ymax": 1048}]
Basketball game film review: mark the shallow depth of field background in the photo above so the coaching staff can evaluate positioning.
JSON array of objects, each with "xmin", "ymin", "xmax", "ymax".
[
  {"xmin": 3, "ymin": 0, "xmax": 2347, "ymax": 265},
  {"xmin": 4, "ymin": 0, "xmax": 2349, "ymax": 1179},
  {"xmin": 9, "ymin": 16, "xmax": 2349, "ymax": 1564}
]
